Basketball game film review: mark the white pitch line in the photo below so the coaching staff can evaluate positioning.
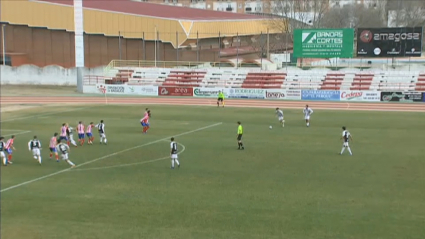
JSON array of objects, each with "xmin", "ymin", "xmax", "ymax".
[
  {"xmin": 0, "ymin": 122, "xmax": 221, "ymax": 193},
  {"xmin": 1, "ymin": 131, "xmax": 32, "ymax": 137},
  {"xmin": 0, "ymin": 129, "xmax": 28, "ymax": 132},
  {"xmin": 0, "ymin": 106, "xmax": 93, "ymax": 123},
  {"xmin": 72, "ymin": 143, "xmax": 186, "ymax": 172}
]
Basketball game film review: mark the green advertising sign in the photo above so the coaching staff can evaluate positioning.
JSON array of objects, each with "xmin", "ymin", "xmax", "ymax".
[{"xmin": 293, "ymin": 29, "xmax": 354, "ymax": 58}]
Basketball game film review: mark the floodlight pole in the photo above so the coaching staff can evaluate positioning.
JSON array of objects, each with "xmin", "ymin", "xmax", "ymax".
[
  {"xmin": 73, "ymin": 0, "xmax": 84, "ymax": 93},
  {"xmin": 154, "ymin": 25, "xmax": 157, "ymax": 67},
  {"xmin": 1, "ymin": 24, "xmax": 5, "ymax": 65}
]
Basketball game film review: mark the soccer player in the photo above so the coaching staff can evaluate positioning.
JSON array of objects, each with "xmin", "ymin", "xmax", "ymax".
[
  {"xmin": 5, "ymin": 135, "xmax": 16, "ymax": 164},
  {"xmin": 276, "ymin": 108, "xmax": 285, "ymax": 127},
  {"xmin": 95, "ymin": 120, "xmax": 107, "ymax": 144},
  {"xmin": 28, "ymin": 135, "xmax": 42, "ymax": 165},
  {"xmin": 86, "ymin": 122, "xmax": 95, "ymax": 144},
  {"xmin": 217, "ymin": 90, "xmax": 225, "ymax": 107},
  {"xmin": 50, "ymin": 133, "xmax": 60, "ymax": 161},
  {"xmin": 303, "ymin": 105, "xmax": 314, "ymax": 127},
  {"xmin": 59, "ymin": 123, "xmax": 69, "ymax": 145},
  {"xmin": 237, "ymin": 121, "xmax": 244, "ymax": 150},
  {"xmin": 340, "ymin": 126, "xmax": 353, "ymax": 155},
  {"xmin": 56, "ymin": 140, "xmax": 76, "ymax": 168},
  {"xmin": 0, "ymin": 137, "xmax": 8, "ymax": 166},
  {"xmin": 170, "ymin": 137, "xmax": 180, "ymax": 169},
  {"xmin": 141, "ymin": 110, "xmax": 150, "ymax": 134},
  {"xmin": 77, "ymin": 121, "xmax": 85, "ymax": 146},
  {"xmin": 66, "ymin": 123, "xmax": 78, "ymax": 147}
]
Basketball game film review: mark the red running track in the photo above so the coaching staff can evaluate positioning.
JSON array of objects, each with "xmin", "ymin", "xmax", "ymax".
[{"xmin": 1, "ymin": 96, "xmax": 425, "ymax": 112}]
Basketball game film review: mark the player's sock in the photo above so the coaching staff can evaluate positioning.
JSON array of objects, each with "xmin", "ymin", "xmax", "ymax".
[
  {"xmin": 50, "ymin": 153, "xmax": 53, "ymax": 158},
  {"xmin": 8, "ymin": 155, "xmax": 12, "ymax": 162},
  {"xmin": 340, "ymin": 147, "xmax": 345, "ymax": 154},
  {"xmin": 217, "ymin": 101, "xmax": 219, "ymax": 107},
  {"xmin": 241, "ymin": 143, "xmax": 244, "ymax": 149},
  {"xmin": 175, "ymin": 159, "xmax": 180, "ymax": 166},
  {"xmin": 104, "ymin": 138, "xmax": 107, "ymax": 144},
  {"xmin": 38, "ymin": 156, "xmax": 42, "ymax": 164},
  {"xmin": 81, "ymin": 139, "xmax": 84, "ymax": 145},
  {"xmin": 171, "ymin": 159, "xmax": 175, "ymax": 168},
  {"xmin": 307, "ymin": 123, "xmax": 310, "ymax": 127},
  {"xmin": 238, "ymin": 142, "xmax": 241, "ymax": 149},
  {"xmin": 67, "ymin": 141, "xmax": 70, "ymax": 146},
  {"xmin": 55, "ymin": 154, "xmax": 59, "ymax": 160},
  {"xmin": 66, "ymin": 160, "xmax": 75, "ymax": 166},
  {"xmin": 347, "ymin": 147, "xmax": 352, "ymax": 155},
  {"xmin": 3, "ymin": 157, "xmax": 7, "ymax": 165}
]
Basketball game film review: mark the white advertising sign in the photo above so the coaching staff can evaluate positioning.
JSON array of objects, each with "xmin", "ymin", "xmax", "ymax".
[
  {"xmin": 340, "ymin": 90, "xmax": 381, "ymax": 102},
  {"xmin": 193, "ymin": 88, "xmax": 226, "ymax": 98},
  {"xmin": 227, "ymin": 88, "xmax": 265, "ymax": 99},
  {"xmin": 83, "ymin": 84, "xmax": 158, "ymax": 96},
  {"xmin": 264, "ymin": 89, "xmax": 301, "ymax": 100}
]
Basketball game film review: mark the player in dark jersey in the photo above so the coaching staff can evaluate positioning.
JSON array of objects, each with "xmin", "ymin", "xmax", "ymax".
[{"xmin": 340, "ymin": 126, "xmax": 353, "ymax": 155}]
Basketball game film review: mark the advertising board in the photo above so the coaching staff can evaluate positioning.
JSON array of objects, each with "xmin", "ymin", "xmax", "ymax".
[
  {"xmin": 227, "ymin": 88, "xmax": 265, "ymax": 99},
  {"xmin": 357, "ymin": 27, "xmax": 423, "ymax": 57},
  {"xmin": 293, "ymin": 28, "xmax": 354, "ymax": 58},
  {"xmin": 193, "ymin": 88, "xmax": 225, "ymax": 98},
  {"xmin": 301, "ymin": 90, "xmax": 340, "ymax": 101},
  {"xmin": 340, "ymin": 90, "xmax": 381, "ymax": 102},
  {"xmin": 264, "ymin": 89, "xmax": 301, "ymax": 100},
  {"xmin": 84, "ymin": 84, "xmax": 158, "ymax": 96},
  {"xmin": 158, "ymin": 87, "xmax": 193, "ymax": 96},
  {"xmin": 380, "ymin": 92, "xmax": 423, "ymax": 102}
]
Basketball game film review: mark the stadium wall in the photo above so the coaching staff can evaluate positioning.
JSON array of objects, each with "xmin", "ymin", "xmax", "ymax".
[{"xmin": 0, "ymin": 65, "xmax": 103, "ymax": 85}]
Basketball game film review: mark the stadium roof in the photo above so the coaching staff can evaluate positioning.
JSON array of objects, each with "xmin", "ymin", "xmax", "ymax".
[
  {"xmin": 1, "ymin": 0, "xmax": 286, "ymax": 48},
  {"xmin": 36, "ymin": 0, "xmax": 266, "ymax": 21}
]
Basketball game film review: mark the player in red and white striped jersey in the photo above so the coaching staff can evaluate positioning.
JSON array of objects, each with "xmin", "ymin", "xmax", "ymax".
[
  {"xmin": 77, "ymin": 121, "xmax": 85, "ymax": 146},
  {"xmin": 86, "ymin": 122, "xmax": 95, "ymax": 145},
  {"xmin": 5, "ymin": 135, "xmax": 16, "ymax": 164},
  {"xmin": 49, "ymin": 133, "xmax": 60, "ymax": 161}
]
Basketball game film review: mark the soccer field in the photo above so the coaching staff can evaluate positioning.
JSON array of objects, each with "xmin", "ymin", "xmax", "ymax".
[{"xmin": 1, "ymin": 103, "xmax": 425, "ymax": 239}]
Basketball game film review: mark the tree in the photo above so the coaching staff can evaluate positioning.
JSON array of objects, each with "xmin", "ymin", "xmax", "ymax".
[
  {"xmin": 320, "ymin": 4, "xmax": 386, "ymax": 29},
  {"xmin": 387, "ymin": 0, "xmax": 425, "ymax": 27},
  {"xmin": 267, "ymin": 0, "xmax": 330, "ymax": 43}
]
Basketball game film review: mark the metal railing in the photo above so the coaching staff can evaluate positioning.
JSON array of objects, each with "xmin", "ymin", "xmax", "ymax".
[{"xmin": 105, "ymin": 59, "xmax": 425, "ymax": 71}]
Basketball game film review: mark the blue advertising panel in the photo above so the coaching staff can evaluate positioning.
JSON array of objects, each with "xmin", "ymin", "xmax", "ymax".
[
  {"xmin": 301, "ymin": 90, "xmax": 340, "ymax": 101},
  {"xmin": 423, "ymin": 93, "xmax": 425, "ymax": 102}
]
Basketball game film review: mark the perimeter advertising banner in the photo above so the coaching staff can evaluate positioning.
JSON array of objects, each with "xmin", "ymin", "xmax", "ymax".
[
  {"xmin": 227, "ymin": 88, "xmax": 265, "ymax": 99},
  {"xmin": 158, "ymin": 87, "xmax": 193, "ymax": 96},
  {"xmin": 83, "ymin": 84, "xmax": 158, "ymax": 96},
  {"xmin": 301, "ymin": 90, "xmax": 340, "ymax": 101},
  {"xmin": 293, "ymin": 28, "xmax": 354, "ymax": 58},
  {"xmin": 264, "ymin": 89, "xmax": 302, "ymax": 100},
  {"xmin": 340, "ymin": 91, "xmax": 381, "ymax": 102},
  {"xmin": 381, "ymin": 92, "xmax": 423, "ymax": 102},
  {"xmin": 357, "ymin": 27, "xmax": 423, "ymax": 57},
  {"xmin": 193, "ymin": 88, "xmax": 226, "ymax": 98}
]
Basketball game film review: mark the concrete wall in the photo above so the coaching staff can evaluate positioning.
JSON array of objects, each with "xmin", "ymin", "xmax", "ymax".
[{"xmin": 0, "ymin": 65, "xmax": 104, "ymax": 85}]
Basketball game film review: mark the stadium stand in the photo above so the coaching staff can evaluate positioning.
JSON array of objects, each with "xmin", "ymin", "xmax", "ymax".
[
  {"xmin": 416, "ymin": 73, "xmax": 425, "ymax": 91},
  {"xmin": 92, "ymin": 68, "xmax": 423, "ymax": 91}
]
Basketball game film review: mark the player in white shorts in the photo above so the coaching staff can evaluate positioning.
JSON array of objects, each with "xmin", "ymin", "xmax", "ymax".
[
  {"xmin": 275, "ymin": 108, "xmax": 285, "ymax": 127},
  {"xmin": 56, "ymin": 140, "xmax": 76, "ymax": 168},
  {"xmin": 0, "ymin": 137, "xmax": 7, "ymax": 166},
  {"xmin": 95, "ymin": 120, "xmax": 107, "ymax": 144},
  {"xmin": 340, "ymin": 126, "xmax": 353, "ymax": 155},
  {"xmin": 28, "ymin": 136, "xmax": 42, "ymax": 165},
  {"xmin": 66, "ymin": 123, "xmax": 78, "ymax": 147},
  {"xmin": 303, "ymin": 105, "xmax": 313, "ymax": 127},
  {"xmin": 170, "ymin": 137, "xmax": 180, "ymax": 169}
]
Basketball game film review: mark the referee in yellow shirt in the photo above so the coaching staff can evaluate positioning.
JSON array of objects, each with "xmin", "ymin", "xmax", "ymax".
[
  {"xmin": 237, "ymin": 121, "xmax": 244, "ymax": 150},
  {"xmin": 217, "ymin": 91, "xmax": 225, "ymax": 107}
]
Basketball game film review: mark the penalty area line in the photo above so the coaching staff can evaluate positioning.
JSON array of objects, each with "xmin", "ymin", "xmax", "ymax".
[
  {"xmin": 1, "ymin": 131, "xmax": 32, "ymax": 137},
  {"xmin": 72, "ymin": 142, "xmax": 186, "ymax": 172},
  {"xmin": 0, "ymin": 106, "xmax": 95, "ymax": 123},
  {"xmin": 0, "ymin": 122, "xmax": 222, "ymax": 193}
]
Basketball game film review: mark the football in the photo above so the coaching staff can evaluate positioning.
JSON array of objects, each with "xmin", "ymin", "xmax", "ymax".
[{"xmin": 269, "ymin": 126, "xmax": 272, "ymax": 129}]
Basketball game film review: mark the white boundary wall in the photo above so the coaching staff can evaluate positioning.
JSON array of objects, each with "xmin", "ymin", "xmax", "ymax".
[{"xmin": 0, "ymin": 65, "xmax": 103, "ymax": 85}]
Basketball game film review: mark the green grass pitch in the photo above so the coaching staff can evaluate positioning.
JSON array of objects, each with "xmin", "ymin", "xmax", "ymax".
[{"xmin": 1, "ymin": 104, "xmax": 424, "ymax": 239}]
